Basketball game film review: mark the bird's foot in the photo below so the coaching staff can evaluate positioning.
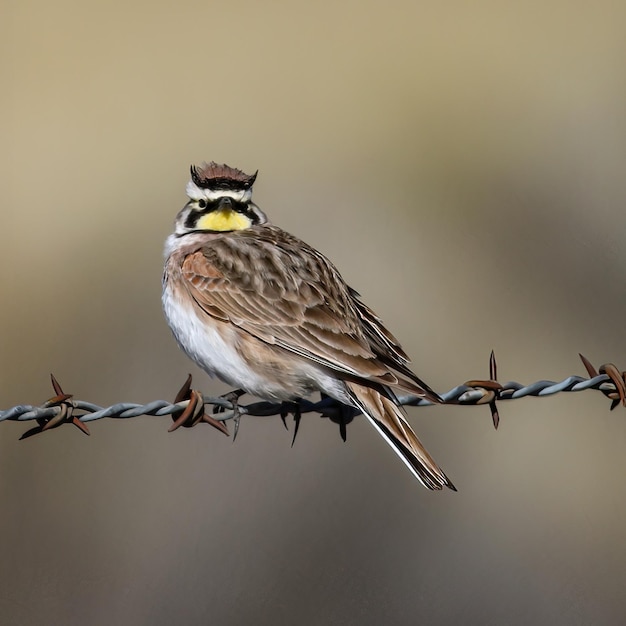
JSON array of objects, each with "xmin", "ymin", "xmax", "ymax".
[
  {"xmin": 214, "ymin": 389, "xmax": 246, "ymax": 440},
  {"xmin": 280, "ymin": 400, "xmax": 302, "ymax": 447}
]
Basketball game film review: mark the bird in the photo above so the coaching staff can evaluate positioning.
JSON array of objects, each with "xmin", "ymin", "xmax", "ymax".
[{"xmin": 162, "ymin": 162, "xmax": 455, "ymax": 491}]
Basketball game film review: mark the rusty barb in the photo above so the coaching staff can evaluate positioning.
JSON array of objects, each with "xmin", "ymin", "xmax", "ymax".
[
  {"xmin": 18, "ymin": 374, "xmax": 91, "ymax": 440},
  {"xmin": 1, "ymin": 353, "xmax": 625, "ymax": 442}
]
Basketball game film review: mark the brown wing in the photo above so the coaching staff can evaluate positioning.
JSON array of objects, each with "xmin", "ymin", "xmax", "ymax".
[{"xmin": 181, "ymin": 226, "xmax": 437, "ymax": 398}]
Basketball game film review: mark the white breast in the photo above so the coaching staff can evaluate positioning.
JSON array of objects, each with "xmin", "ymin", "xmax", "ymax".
[{"xmin": 162, "ymin": 283, "xmax": 255, "ymax": 386}]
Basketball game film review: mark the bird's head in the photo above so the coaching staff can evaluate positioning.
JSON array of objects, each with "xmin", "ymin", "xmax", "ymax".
[{"xmin": 174, "ymin": 162, "xmax": 267, "ymax": 235}]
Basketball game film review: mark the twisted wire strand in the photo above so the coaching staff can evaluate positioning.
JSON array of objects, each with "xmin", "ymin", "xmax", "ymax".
[{"xmin": 1, "ymin": 353, "xmax": 624, "ymax": 440}]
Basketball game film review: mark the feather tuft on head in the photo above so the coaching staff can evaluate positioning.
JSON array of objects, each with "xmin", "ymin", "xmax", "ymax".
[{"xmin": 190, "ymin": 162, "xmax": 258, "ymax": 190}]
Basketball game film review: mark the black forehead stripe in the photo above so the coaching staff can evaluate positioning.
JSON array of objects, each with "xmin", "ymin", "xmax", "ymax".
[{"xmin": 199, "ymin": 178, "xmax": 249, "ymax": 190}]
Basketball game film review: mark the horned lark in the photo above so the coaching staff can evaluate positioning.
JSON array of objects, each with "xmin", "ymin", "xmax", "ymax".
[{"xmin": 163, "ymin": 162, "xmax": 454, "ymax": 491}]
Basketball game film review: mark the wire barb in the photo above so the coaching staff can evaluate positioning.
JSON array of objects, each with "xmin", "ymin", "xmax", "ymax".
[
  {"xmin": 1, "ymin": 354, "xmax": 625, "ymax": 441},
  {"xmin": 18, "ymin": 374, "xmax": 90, "ymax": 440},
  {"xmin": 168, "ymin": 374, "xmax": 230, "ymax": 435}
]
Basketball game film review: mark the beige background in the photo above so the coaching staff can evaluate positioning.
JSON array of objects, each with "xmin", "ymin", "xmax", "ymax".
[{"xmin": 2, "ymin": 1, "xmax": 626, "ymax": 624}]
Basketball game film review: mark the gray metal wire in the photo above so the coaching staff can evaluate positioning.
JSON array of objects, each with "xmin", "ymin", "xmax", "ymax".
[{"xmin": 1, "ymin": 353, "xmax": 624, "ymax": 440}]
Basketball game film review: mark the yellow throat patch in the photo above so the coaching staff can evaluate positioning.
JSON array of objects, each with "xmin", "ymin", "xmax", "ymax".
[{"xmin": 196, "ymin": 209, "xmax": 252, "ymax": 232}]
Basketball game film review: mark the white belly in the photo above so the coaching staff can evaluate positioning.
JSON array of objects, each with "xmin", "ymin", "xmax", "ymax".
[{"xmin": 163, "ymin": 284, "xmax": 258, "ymax": 387}]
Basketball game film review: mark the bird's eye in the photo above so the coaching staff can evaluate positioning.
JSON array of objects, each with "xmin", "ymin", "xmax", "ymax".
[{"xmin": 198, "ymin": 199, "xmax": 207, "ymax": 209}]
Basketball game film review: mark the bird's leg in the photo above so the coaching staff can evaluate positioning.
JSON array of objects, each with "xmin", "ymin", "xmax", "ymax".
[
  {"xmin": 214, "ymin": 388, "xmax": 246, "ymax": 440},
  {"xmin": 280, "ymin": 399, "xmax": 302, "ymax": 447}
]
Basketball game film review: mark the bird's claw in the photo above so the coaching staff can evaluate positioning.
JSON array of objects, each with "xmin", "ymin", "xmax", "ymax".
[
  {"xmin": 319, "ymin": 393, "xmax": 356, "ymax": 442},
  {"xmin": 214, "ymin": 389, "xmax": 246, "ymax": 441},
  {"xmin": 280, "ymin": 400, "xmax": 302, "ymax": 447}
]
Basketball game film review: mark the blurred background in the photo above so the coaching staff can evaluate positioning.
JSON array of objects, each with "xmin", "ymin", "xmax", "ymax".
[{"xmin": 2, "ymin": 1, "xmax": 626, "ymax": 624}]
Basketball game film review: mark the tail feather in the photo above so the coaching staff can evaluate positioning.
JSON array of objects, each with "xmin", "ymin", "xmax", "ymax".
[{"xmin": 345, "ymin": 382, "xmax": 455, "ymax": 491}]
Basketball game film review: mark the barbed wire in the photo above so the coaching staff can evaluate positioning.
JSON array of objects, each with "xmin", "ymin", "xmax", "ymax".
[{"xmin": 1, "ymin": 353, "xmax": 624, "ymax": 442}]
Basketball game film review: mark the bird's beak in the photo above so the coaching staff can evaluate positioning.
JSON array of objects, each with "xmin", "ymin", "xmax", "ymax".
[{"xmin": 217, "ymin": 197, "xmax": 233, "ymax": 211}]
